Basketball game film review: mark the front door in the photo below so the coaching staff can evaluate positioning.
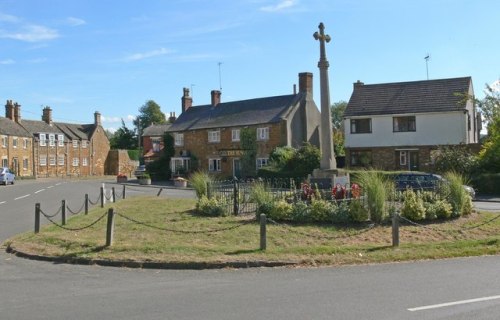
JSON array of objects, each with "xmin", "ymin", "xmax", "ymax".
[
  {"xmin": 409, "ymin": 151, "xmax": 419, "ymax": 171},
  {"xmin": 12, "ymin": 158, "xmax": 19, "ymax": 175},
  {"xmin": 233, "ymin": 158, "xmax": 241, "ymax": 178}
]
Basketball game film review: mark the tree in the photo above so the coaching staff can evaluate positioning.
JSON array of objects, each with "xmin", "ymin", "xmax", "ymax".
[
  {"xmin": 134, "ymin": 100, "xmax": 167, "ymax": 134},
  {"xmin": 477, "ymin": 81, "xmax": 500, "ymax": 173},
  {"xmin": 331, "ymin": 101, "xmax": 347, "ymax": 156},
  {"xmin": 146, "ymin": 133, "xmax": 176, "ymax": 180},
  {"xmin": 478, "ymin": 81, "xmax": 500, "ymax": 130},
  {"xmin": 109, "ymin": 119, "xmax": 137, "ymax": 149},
  {"xmin": 240, "ymin": 128, "xmax": 257, "ymax": 177}
]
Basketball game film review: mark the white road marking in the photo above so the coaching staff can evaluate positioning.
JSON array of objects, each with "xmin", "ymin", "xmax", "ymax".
[
  {"xmin": 0, "ymin": 201, "xmax": 6, "ymax": 205},
  {"xmin": 55, "ymin": 183, "xmax": 62, "ymax": 186},
  {"xmin": 408, "ymin": 295, "xmax": 500, "ymax": 311},
  {"xmin": 47, "ymin": 186, "xmax": 54, "ymax": 189},
  {"xmin": 15, "ymin": 194, "xmax": 30, "ymax": 200},
  {"xmin": 35, "ymin": 189, "xmax": 45, "ymax": 194}
]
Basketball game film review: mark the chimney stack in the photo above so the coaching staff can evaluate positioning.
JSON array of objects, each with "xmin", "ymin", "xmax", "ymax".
[
  {"xmin": 211, "ymin": 90, "xmax": 221, "ymax": 106},
  {"xmin": 298, "ymin": 72, "xmax": 313, "ymax": 94},
  {"xmin": 14, "ymin": 102, "xmax": 21, "ymax": 123},
  {"xmin": 181, "ymin": 88, "xmax": 193, "ymax": 113},
  {"xmin": 353, "ymin": 80, "xmax": 364, "ymax": 89},
  {"xmin": 168, "ymin": 112, "xmax": 177, "ymax": 123},
  {"xmin": 42, "ymin": 106, "xmax": 52, "ymax": 125},
  {"xmin": 5, "ymin": 100, "xmax": 14, "ymax": 120},
  {"xmin": 94, "ymin": 111, "xmax": 102, "ymax": 126}
]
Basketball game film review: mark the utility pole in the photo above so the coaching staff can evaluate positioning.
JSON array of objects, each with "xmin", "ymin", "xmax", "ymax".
[{"xmin": 424, "ymin": 54, "xmax": 430, "ymax": 80}]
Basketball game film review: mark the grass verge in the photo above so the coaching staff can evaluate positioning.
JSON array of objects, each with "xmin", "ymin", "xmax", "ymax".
[{"xmin": 4, "ymin": 196, "xmax": 500, "ymax": 267}]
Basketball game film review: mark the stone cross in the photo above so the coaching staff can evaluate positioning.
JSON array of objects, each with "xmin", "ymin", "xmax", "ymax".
[{"xmin": 313, "ymin": 22, "xmax": 336, "ymax": 170}]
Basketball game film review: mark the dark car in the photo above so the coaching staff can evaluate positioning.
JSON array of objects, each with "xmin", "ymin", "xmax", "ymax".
[
  {"xmin": 393, "ymin": 172, "xmax": 475, "ymax": 199},
  {"xmin": 134, "ymin": 165, "xmax": 147, "ymax": 178},
  {"xmin": 0, "ymin": 167, "xmax": 15, "ymax": 185}
]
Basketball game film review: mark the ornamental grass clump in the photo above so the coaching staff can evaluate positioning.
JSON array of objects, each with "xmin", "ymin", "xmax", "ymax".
[
  {"xmin": 189, "ymin": 171, "xmax": 212, "ymax": 199},
  {"xmin": 443, "ymin": 171, "xmax": 472, "ymax": 217},
  {"xmin": 356, "ymin": 170, "xmax": 392, "ymax": 223},
  {"xmin": 250, "ymin": 181, "xmax": 274, "ymax": 218}
]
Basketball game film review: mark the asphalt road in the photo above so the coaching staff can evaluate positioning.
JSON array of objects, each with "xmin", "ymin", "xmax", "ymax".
[{"xmin": 1, "ymin": 178, "xmax": 500, "ymax": 319}]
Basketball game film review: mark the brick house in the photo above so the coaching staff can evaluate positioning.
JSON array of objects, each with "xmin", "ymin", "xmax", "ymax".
[
  {"xmin": 2, "ymin": 100, "xmax": 110, "ymax": 177},
  {"xmin": 166, "ymin": 72, "xmax": 322, "ymax": 178},
  {"xmin": 1, "ymin": 101, "xmax": 33, "ymax": 176},
  {"xmin": 142, "ymin": 122, "xmax": 172, "ymax": 164},
  {"xmin": 344, "ymin": 77, "xmax": 481, "ymax": 171}
]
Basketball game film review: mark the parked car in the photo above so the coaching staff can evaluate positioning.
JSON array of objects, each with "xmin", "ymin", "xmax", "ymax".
[
  {"xmin": 134, "ymin": 165, "xmax": 147, "ymax": 178},
  {"xmin": 393, "ymin": 172, "xmax": 475, "ymax": 199},
  {"xmin": 0, "ymin": 167, "xmax": 15, "ymax": 185}
]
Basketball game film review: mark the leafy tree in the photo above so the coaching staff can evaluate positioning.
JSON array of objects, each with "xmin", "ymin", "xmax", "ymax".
[
  {"xmin": 134, "ymin": 100, "xmax": 167, "ymax": 134},
  {"xmin": 109, "ymin": 119, "xmax": 137, "ymax": 149},
  {"xmin": 146, "ymin": 133, "xmax": 175, "ymax": 179},
  {"xmin": 433, "ymin": 145, "xmax": 478, "ymax": 175},
  {"xmin": 269, "ymin": 146, "xmax": 295, "ymax": 169},
  {"xmin": 478, "ymin": 113, "xmax": 500, "ymax": 172},
  {"xmin": 263, "ymin": 143, "xmax": 320, "ymax": 177},
  {"xmin": 331, "ymin": 101, "xmax": 347, "ymax": 156},
  {"xmin": 478, "ymin": 81, "xmax": 500, "ymax": 129}
]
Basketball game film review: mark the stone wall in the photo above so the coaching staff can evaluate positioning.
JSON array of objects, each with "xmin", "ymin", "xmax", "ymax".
[{"xmin": 105, "ymin": 149, "xmax": 137, "ymax": 177}]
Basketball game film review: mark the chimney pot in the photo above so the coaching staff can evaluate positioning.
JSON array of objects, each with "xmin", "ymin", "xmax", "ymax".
[
  {"xmin": 354, "ymin": 80, "xmax": 364, "ymax": 89},
  {"xmin": 298, "ymin": 72, "xmax": 313, "ymax": 94},
  {"xmin": 14, "ymin": 102, "xmax": 21, "ymax": 123},
  {"xmin": 181, "ymin": 88, "xmax": 193, "ymax": 113},
  {"xmin": 94, "ymin": 111, "xmax": 102, "ymax": 126},
  {"xmin": 211, "ymin": 90, "xmax": 221, "ymax": 106},
  {"xmin": 42, "ymin": 106, "xmax": 53, "ymax": 125},
  {"xmin": 5, "ymin": 100, "xmax": 14, "ymax": 120}
]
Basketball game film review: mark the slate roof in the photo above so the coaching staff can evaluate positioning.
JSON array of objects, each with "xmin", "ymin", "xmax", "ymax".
[
  {"xmin": 167, "ymin": 94, "xmax": 301, "ymax": 132},
  {"xmin": 0, "ymin": 117, "xmax": 31, "ymax": 137},
  {"xmin": 345, "ymin": 77, "xmax": 472, "ymax": 117},
  {"xmin": 18, "ymin": 119, "xmax": 64, "ymax": 135},
  {"xmin": 55, "ymin": 122, "xmax": 95, "ymax": 140},
  {"xmin": 143, "ymin": 123, "xmax": 171, "ymax": 136}
]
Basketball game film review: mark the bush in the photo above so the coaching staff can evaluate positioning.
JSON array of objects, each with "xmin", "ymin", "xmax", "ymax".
[
  {"xmin": 470, "ymin": 173, "xmax": 500, "ymax": 195},
  {"xmin": 290, "ymin": 201, "xmax": 310, "ymax": 222},
  {"xmin": 332, "ymin": 201, "xmax": 351, "ymax": 224},
  {"xmin": 349, "ymin": 200, "xmax": 369, "ymax": 222},
  {"xmin": 443, "ymin": 171, "xmax": 469, "ymax": 217},
  {"xmin": 196, "ymin": 196, "xmax": 228, "ymax": 217},
  {"xmin": 268, "ymin": 200, "xmax": 293, "ymax": 221},
  {"xmin": 310, "ymin": 199, "xmax": 335, "ymax": 222},
  {"xmin": 401, "ymin": 189, "xmax": 426, "ymax": 221},
  {"xmin": 425, "ymin": 200, "xmax": 452, "ymax": 220}
]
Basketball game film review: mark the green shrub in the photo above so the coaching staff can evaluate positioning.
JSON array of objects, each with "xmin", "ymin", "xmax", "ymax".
[
  {"xmin": 424, "ymin": 200, "xmax": 452, "ymax": 220},
  {"xmin": 310, "ymin": 199, "xmax": 334, "ymax": 222},
  {"xmin": 349, "ymin": 200, "xmax": 369, "ymax": 222},
  {"xmin": 332, "ymin": 201, "xmax": 351, "ymax": 224},
  {"xmin": 291, "ymin": 201, "xmax": 311, "ymax": 222},
  {"xmin": 268, "ymin": 200, "xmax": 293, "ymax": 221},
  {"xmin": 462, "ymin": 194, "xmax": 473, "ymax": 216},
  {"xmin": 196, "ymin": 196, "xmax": 228, "ymax": 217},
  {"xmin": 470, "ymin": 173, "xmax": 500, "ymax": 195},
  {"xmin": 443, "ymin": 171, "xmax": 469, "ymax": 217},
  {"xmin": 401, "ymin": 189, "xmax": 426, "ymax": 221},
  {"xmin": 190, "ymin": 171, "xmax": 211, "ymax": 199}
]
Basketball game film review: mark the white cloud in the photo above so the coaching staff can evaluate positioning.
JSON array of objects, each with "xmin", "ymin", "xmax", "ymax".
[
  {"xmin": 0, "ymin": 59, "xmax": 15, "ymax": 65},
  {"xmin": 126, "ymin": 115, "xmax": 137, "ymax": 121},
  {"xmin": 65, "ymin": 17, "xmax": 86, "ymax": 26},
  {"xmin": 1, "ymin": 24, "xmax": 59, "ymax": 42},
  {"xmin": 0, "ymin": 13, "xmax": 20, "ymax": 23},
  {"xmin": 106, "ymin": 127, "xmax": 117, "ymax": 134},
  {"xmin": 124, "ymin": 48, "xmax": 172, "ymax": 62},
  {"xmin": 260, "ymin": 0, "xmax": 297, "ymax": 12},
  {"xmin": 490, "ymin": 79, "xmax": 500, "ymax": 93},
  {"xmin": 101, "ymin": 116, "xmax": 122, "ymax": 123}
]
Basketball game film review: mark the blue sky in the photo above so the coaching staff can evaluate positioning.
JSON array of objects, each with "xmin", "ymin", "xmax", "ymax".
[{"xmin": 1, "ymin": 0, "xmax": 499, "ymax": 132}]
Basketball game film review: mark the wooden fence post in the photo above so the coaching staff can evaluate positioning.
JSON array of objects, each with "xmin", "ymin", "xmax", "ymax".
[
  {"xmin": 392, "ymin": 211, "xmax": 399, "ymax": 247},
  {"xmin": 122, "ymin": 185, "xmax": 126, "ymax": 199},
  {"xmin": 112, "ymin": 187, "xmax": 116, "ymax": 203},
  {"xmin": 34, "ymin": 203, "xmax": 40, "ymax": 234},
  {"xmin": 61, "ymin": 200, "xmax": 66, "ymax": 225},
  {"xmin": 157, "ymin": 188, "xmax": 163, "ymax": 197},
  {"xmin": 105, "ymin": 208, "xmax": 115, "ymax": 247},
  {"xmin": 260, "ymin": 214, "xmax": 267, "ymax": 251},
  {"xmin": 85, "ymin": 194, "xmax": 89, "ymax": 215},
  {"xmin": 100, "ymin": 186, "xmax": 104, "ymax": 208}
]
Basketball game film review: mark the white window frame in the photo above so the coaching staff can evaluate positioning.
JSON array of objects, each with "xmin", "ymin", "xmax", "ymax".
[
  {"xmin": 1, "ymin": 136, "xmax": 7, "ymax": 148},
  {"xmin": 257, "ymin": 127, "xmax": 269, "ymax": 141},
  {"xmin": 82, "ymin": 157, "xmax": 88, "ymax": 166},
  {"xmin": 399, "ymin": 151, "xmax": 407, "ymax": 166},
  {"xmin": 208, "ymin": 130, "xmax": 220, "ymax": 143},
  {"xmin": 256, "ymin": 158, "xmax": 269, "ymax": 169},
  {"xmin": 208, "ymin": 158, "xmax": 221, "ymax": 172},
  {"xmin": 23, "ymin": 138, "xmax": 28, "ymax": 149},
  {"xmin": 39, "ymin": 155, "xmax": 47, "ymax": 166},
  {"xmin": 49, "ymin": 134, "xmax": 55, "ymax": 147},
  {"xmin": 58, "ymin": 134, "xmax": 64, "ymax": 147},
  {"xmin": 174, "ymin": 133, "xmax": 184, "ymax": 146},
  {"xmin": 72, "ymin": 140, "xmax": 78, "ymax": 148},
  {"xmin": 58, "ymin": 155, "xmax": 65, "ymax": 166},
  {"xmin": 39, "ymin": 134, "xmax": 46, "ymax": 146},
  {"xmin": 72, "ymin": 157, "xmax": 79, "ymax": 167},
  {"xmin": 49, "ymin": 155, "xmax": 56, "ymax": 166},
  {"xmin": 82, "ymin": 140, "xmax": 88, "ymax": 148},
  {"xmin": 1, "ymin": 157, "xmax": 8, "ymax": 167},
  {"xmin": 12, "ymin": 137, "xmax": 18, "ymax": 148},
  {"xmin": 231, "ymin": 129, "xmax": 240, "ymax": 142},
  {"xmin": 23, "ymin": 158, "xmax": 29, "ymax": 170}
]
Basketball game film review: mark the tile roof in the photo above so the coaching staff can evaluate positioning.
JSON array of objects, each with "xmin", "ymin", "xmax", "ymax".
[
  {"xmin": 55, "ymin": 122, "xmax": 95, "ymax": 140},
  {"xmin": 0, "ymin": 117, "xmax": 31, "ymax": 137},
  {"xmin": 143, "ymin": 123, "xmax": 171, "ymax": 136},
  {"xmin": 167, "ymin": 94, "xmax": 301, "ymax": 132},
  {"xmin": 18, "ymin": 119, "xmax": 64, "ymax": 135},
  {"xmin": 345, "ymin": 77, "xmax": 472, "ymax": 117}
]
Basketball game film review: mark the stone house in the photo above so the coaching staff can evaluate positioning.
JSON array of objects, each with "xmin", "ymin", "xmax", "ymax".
[
  {"xmin": 142, "ymin": 122, "xmax": 172, "ymax": 164},
  {"xmin": 1, "ymin": 101, "xmax": 33, "ymax": 176},
  {"xmin": 2, "ymin": 100, "xmax": 110, "ymax": 177},
  {"xmin": 166, "ymin": 72, "xmax": 322, "ymax": 178},
  {"xmin": 344, "ymin": 77, "xmax": 480, "ymax": 171}
]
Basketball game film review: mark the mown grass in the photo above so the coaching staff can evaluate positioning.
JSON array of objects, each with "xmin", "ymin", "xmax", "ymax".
[{"xmin": 4, "ymin": 196, "xmax": 500, "ymax": 266}]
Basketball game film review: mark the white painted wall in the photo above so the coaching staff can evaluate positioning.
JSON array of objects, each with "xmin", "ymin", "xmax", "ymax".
[{"xmin": 345, "ymin": 111, "xmax": 469, "ymax": 148}]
